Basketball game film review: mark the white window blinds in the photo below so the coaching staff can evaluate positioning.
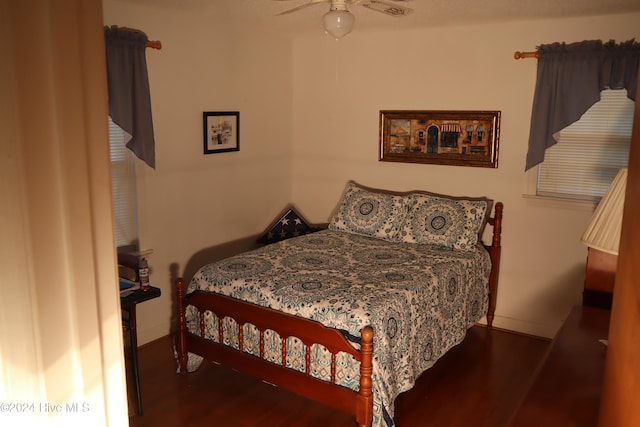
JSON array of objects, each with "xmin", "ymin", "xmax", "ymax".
[
  {"xmin": 537, "ymin": 89, "xmax": 634, "ymax": 201},
  {"xmin": 109, "ymin": 117, "xmax": 138, "ymax": 248}
]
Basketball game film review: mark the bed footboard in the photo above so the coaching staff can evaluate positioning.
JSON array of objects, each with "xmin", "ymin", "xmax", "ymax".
[{"xmin": 176, "ymin": 278, "xmax": 374, "ymax": 427}]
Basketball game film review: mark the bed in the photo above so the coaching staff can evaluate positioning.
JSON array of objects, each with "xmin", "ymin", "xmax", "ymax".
[{"xmin": 176, "ymin": 182, "xmax": 503, "ymax": 427}]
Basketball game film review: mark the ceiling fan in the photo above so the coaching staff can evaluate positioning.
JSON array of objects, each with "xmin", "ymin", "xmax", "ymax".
[{"xmin": 273, "ymin": 0, "xmax": 414, "ymax": 39}]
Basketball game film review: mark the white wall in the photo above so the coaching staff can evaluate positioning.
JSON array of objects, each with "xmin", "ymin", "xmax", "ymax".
[
  {"xmin": 103, "ymin": 1, "xmax": 295, "ymax": 344},
  {"xmin": 289, "ymin": 13, "xmax": 640, "ymax": 337},
  {"xmin": 103, "ymin": 0, "xmax": 639, "ymax": 343}
]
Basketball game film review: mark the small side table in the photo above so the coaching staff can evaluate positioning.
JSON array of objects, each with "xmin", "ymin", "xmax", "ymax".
[
  {"xmin": 583, "ymin": 246, "xmax": 616, "ymax": 309},
  {"xmin": 121, "ymin": 286, "xmax": 161, "ymax": 416}
]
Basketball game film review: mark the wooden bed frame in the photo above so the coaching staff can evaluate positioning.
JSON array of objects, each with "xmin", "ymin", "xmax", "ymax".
[{"xmin": 176, "ymin": 202, "xmax": 503, "ymax": 427}]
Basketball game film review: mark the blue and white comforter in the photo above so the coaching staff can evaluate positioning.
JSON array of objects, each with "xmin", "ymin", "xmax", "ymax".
[{"xmin": 185, "ymin": 229, "xmax": 491, "ymax": 427}]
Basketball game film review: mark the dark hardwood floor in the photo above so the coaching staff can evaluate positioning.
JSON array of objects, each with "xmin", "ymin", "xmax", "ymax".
[{"xmin": 127, "ymin": 326, "xmax": 549, "ymax": 427}]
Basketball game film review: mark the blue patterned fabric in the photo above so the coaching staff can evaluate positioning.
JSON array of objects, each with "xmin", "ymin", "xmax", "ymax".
[
  {"xmin": 186, "ymin": 230, "xmax": 491, "ymax": 427},
  {"xmin": 401, "ymin": 193, "xmax": 492, "ymax": 251},
  {"xmin": 329, "ymin": 181, "xmax": 408, "ymax": 242}
]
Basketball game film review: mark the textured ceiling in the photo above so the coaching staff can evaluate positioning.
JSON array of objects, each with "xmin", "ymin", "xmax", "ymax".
[{"xmin": 225, "ymin": 0, "xmax": 640, "ymax": 36}]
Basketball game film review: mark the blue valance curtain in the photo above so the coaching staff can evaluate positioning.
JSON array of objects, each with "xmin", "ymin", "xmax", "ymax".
[
  {"xmin": 525, "ymin": 39, "xmax": 640, "ymax": 171},
  {"xmin": 104, "ymin": 25, "xmax": 156, "ymax": 169}
]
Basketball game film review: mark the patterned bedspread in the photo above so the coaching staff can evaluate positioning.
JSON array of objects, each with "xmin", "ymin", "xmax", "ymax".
[{"xmin": 185, "ymin": 229, "xmax": 491, "ymax": 427}]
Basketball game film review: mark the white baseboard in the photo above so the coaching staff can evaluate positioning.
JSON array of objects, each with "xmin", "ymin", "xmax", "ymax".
[
  {"xmin": 479, "ymin": 314, "xmax": 560, "ymax": 339},
  {"xmin": 137, "ymin": 322, "xmax": 171, "ymax": 347}
]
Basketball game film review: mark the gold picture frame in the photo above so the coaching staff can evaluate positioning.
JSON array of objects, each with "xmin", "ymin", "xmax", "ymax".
[{"xmin": 379, "ymin": 110, "xmax": 500, "ymax": 168}]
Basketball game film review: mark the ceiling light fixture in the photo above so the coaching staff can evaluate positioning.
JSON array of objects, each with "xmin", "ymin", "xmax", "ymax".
[{"xmin": 323, "ymin": 1, "xmax": 354, "ymax": 39}]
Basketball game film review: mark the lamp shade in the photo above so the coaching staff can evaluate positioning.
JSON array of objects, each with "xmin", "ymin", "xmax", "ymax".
[
  {"xmin": 580, "ymin": 168, "xmax": 628, "ymax": 255},
  {"xmin": 323, "ymin": 9, "xmax": 354, "ymax": 39}
]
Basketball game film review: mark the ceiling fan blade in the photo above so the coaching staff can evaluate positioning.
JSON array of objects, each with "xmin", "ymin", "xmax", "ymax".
[
  {"xmin": 362, "ymin": 0, "xmax": 413, "ymax": 17},
  {"xmin": 275, "ymin": 0, "xmax": 329, "ymax": 16}
]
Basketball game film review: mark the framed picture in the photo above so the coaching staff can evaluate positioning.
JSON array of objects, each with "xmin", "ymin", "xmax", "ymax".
[
  {"xmin": 379, "ymin": 110, "xmax": 500, "ymax": 168},
  {"xmin": 203, "ymin": 111, "xmax": 239, "ymax": 154}
]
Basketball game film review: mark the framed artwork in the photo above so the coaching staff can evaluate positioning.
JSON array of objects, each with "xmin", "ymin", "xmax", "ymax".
[
  {"xmin": 203, "ymin": 111, "xmax": 240, "ymax": 154},
  {"xmin": 379, "ymin": 110, "xmax": 500, "ymax": 168}
]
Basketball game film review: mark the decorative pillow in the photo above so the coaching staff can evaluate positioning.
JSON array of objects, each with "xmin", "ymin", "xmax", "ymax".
[
  {"xmin": 329, "ymin": 182, "xmax": 408, "ymax": 242},
  {"xmin": 401, "ymin": 193, "xmax": 492, "ymax": 251}
]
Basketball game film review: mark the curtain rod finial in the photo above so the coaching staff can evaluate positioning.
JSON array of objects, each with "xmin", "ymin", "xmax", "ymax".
[
  {"xmin": 514, "ymin": 51, "xmax": 539, "ymax": 60},
  {"xmin": 145, "ymin": 40, "xmax": 162, "ymax": 50}
]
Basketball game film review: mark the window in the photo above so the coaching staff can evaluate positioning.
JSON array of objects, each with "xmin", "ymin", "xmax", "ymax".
[
  {"xmin": 536, "ymin": 90, "xmax": 634, "ymax": 201},
  {"xmin": 109, "ymin": 117, "xmax": 138, "ymax": 249}
]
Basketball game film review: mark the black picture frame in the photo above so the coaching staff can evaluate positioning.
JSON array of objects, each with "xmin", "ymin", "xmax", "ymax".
[{"xmin": 203, "ymin": 111, "xmax": 240, "ymax": 154}]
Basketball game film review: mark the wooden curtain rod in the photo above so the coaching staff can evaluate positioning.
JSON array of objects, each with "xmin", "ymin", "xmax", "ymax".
[
  {"xmin": 514, "ymin": 51, "xmax": 539, "ymax": 60},
  {"xmin": 145, "ymin": 40, "xmax": 162, "ymax": 50}
]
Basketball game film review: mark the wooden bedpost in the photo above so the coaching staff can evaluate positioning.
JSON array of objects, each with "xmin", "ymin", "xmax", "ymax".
[
  {"xmin": 486, "ymin": 202, "xmax": 503, "ymax": 328},
  {"xmin": 176, "ymin": 277, "xmax": 188, "ymax": 373},
  {"xmin": 356, "ymin": 326, "xmax": 374, "ymax": 427}
]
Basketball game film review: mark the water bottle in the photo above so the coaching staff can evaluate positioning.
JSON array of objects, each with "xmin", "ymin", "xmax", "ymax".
[{"xmin": 139, "ymin": 258, "xmax": 150, "ymax": 291}]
